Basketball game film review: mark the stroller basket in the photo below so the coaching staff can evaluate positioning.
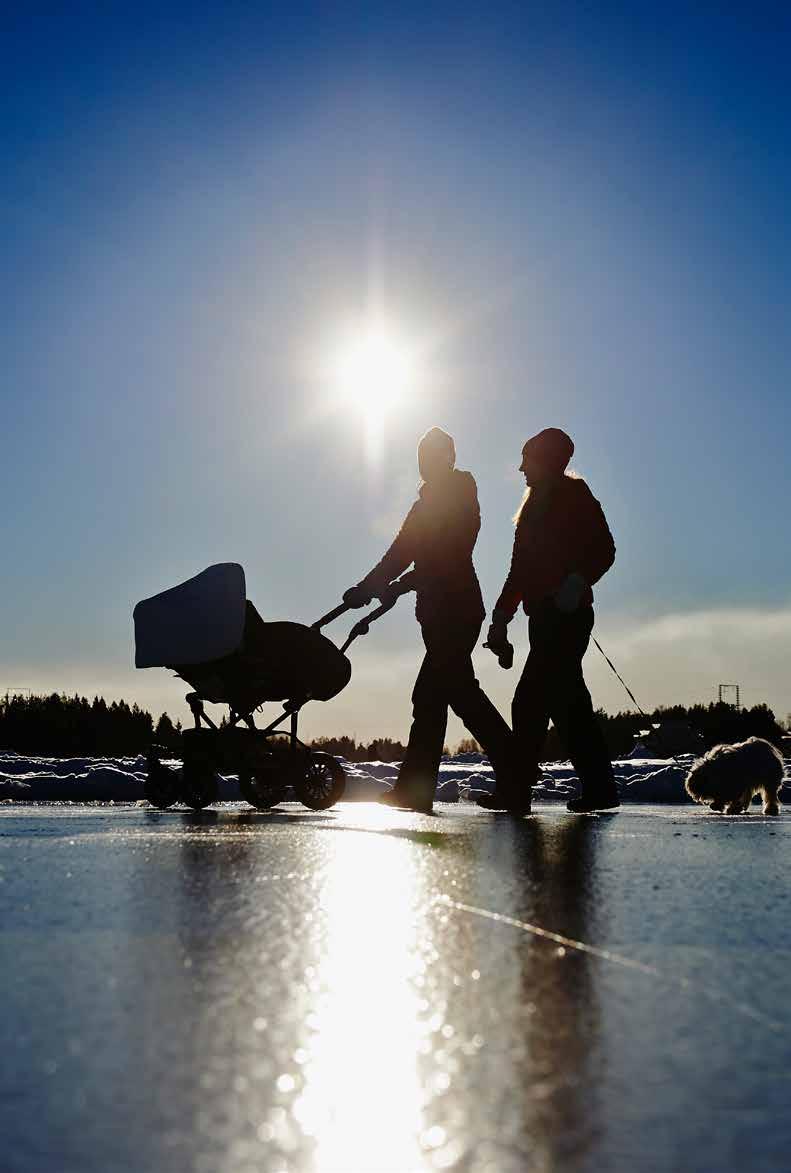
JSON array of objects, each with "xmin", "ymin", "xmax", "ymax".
[{"xmin": 173, "ymin": 603, "xmax": 352, "ymax": 713}]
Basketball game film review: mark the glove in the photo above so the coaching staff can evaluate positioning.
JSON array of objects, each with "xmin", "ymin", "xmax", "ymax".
[
  {"xmin": 376, "ymin": 583, "xmax": 401, "ymax": 609},
  {"xmin": 377, "ymin": 571, "xmax": 417, "ymax": 609},
  {"xmin": 554, "ymin": 572, "xmax": 587, "ymax": 614},
  {"xmin": 484, "ymin": 611, "xmax": 514, "ymax": 669},
  {"xmin": 343, "ymin": 584, "xmax": 373, "ymax": 609},
  {"xmin": 486, "ymin": 618, "xmax": 507, "ymax": 649}
]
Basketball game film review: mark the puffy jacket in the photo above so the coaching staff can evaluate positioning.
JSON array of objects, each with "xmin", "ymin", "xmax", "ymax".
[
  {"xmin": 358, "ymin": 468, "xmax": 485, "ymax": 625},
  {"xmin": 495, "ymin": 475, "xmax": 615, "ymax": 619}
]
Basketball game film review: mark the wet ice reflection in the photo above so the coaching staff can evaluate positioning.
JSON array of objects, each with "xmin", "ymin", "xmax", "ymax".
[
  {"xmin": 293, "ymin": 814, "xmax": 426, "ymax": 1172},
  {"xmin": 4, "ymin": 808, "xmax": 790, "ymax": 1173}
]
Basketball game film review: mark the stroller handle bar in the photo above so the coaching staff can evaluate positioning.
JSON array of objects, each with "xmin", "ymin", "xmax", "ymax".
[
  {"xmin": 339, "ymin": 596, "xmax": 399, "ymax": 654},
  {"xmin": 339, "ymin": 577, "xmax": 415, "ymax": 652},
  {"xmin": 311, "ymin": 601, "xmax": 351, "ymax": 630},
  {"xmin": 312, "ymin": 579, "xmax": 414, "ymax": 653}
]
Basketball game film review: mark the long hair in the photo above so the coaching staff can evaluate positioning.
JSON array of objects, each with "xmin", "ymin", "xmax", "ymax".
[
  {"xmin": 513, "ymin": 469, "xmax": 581, "ymax": 526},
  {"xmin": 513, "ymin": 487, "xmax": 531, "ymax": 525}
]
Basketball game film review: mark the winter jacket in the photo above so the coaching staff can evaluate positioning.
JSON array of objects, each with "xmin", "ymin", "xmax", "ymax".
[
  {"xmin": 358, "ymin": 468, "xmax": 485, "ymax": 626},
  {"xmin": 495, "ymin": 475, "xmax": 615, "ymax": 620}
]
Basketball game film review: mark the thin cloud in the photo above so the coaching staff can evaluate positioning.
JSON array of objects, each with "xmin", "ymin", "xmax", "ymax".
[
  {"xmin": 588, "ymin": 606, "xmax": 791, "ymax": 718},
  {"xmin": 6, "ymin": 605, "xmax": 790, "ymax": 745}
]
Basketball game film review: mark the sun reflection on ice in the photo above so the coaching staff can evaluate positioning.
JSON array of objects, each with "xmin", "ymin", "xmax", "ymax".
[{"xmin": 293, "ymin": 823, "xmax": 426, "ymax": 1172}]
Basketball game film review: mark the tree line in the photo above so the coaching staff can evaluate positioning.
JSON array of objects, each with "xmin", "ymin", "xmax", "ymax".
[
  {"xmin": 449, "ymin": 702, "xmax": 785, "ymax": 760},
  {"xmin": 579, "ymin": 700, "xmax": 783, "ymax": 759},
  {"xmin": 0, "ymin": 692, "xmax": 785, "ymax": 760},
  {"xmin": 0, "ymin": 693, "xmax": 411, "ymax": 761},
  {"xmin": 0, "ymin": 692, "xmax": 179, "ymax": 757}
]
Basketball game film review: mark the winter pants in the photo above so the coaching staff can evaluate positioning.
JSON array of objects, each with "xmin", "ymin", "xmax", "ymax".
[
  {"xmin": 396, "ymin": 615, "xmax": 515, "ymax": 803},
  {"xmin": 513, "ymin": 602, "xmax": 614, "ymax": 795}
]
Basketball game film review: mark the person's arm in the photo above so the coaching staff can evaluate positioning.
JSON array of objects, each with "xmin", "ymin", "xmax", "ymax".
[
  {"xmin": 359, "ymin": 500, "xmax": 421, "ymax": 593},
  {"xmin": 492, "ymin": 527, "xmax": 524, "ymax": 623},
  {"xmin": 484, "ymin": 526, "xmax": 523, "ymax": 665},
  {"xmin": 344, "ymin": 501, "xmax": 421, "ymax": 606}
]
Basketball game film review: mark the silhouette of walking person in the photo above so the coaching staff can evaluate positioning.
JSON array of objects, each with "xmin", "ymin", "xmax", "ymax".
[
  {"xmin": 344, "ymin": 428, "xmax": 517, "ymax": 813},
  {"xmin": 482, "ymin": 428, "xmax": 619, "ymax": 813}
]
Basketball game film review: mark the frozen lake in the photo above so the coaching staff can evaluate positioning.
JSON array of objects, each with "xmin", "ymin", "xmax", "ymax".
[{"xmin": 1, "ymin": 802, "xmax": 790, "ymax": 1172}]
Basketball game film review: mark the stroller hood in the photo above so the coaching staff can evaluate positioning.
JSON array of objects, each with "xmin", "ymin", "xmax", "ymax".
[
  {"xmin": 134, "ymin": 563, "xmax": 247, "ymax": 669},
  {"xmin": 134, "ymin": 564, "xmax": 353, "ymax": 712}
]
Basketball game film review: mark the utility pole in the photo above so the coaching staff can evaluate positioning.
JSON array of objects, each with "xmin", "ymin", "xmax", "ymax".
[{"xmin": 718, "ymin": 683, "xmax": 741, "ymax": 710}]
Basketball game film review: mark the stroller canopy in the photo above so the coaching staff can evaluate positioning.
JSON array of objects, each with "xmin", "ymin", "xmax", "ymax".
[
  {"xmin": 135, "ymin": 564, "xmax": 352, "ymax": 712},
  {"xmin": 134, "ymin": 563, "xmax": 247, "ymax": 669}
]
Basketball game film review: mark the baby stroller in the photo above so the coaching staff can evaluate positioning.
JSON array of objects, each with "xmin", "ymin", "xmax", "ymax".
[{"xmin": 133, "ymin": 563, "xmax": 400, "ymax": 811}]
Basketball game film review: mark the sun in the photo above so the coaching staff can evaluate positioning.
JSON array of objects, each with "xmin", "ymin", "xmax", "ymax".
[{"xmin": 334, "ymin": 324, "xmax": 415, "ymax": 425}]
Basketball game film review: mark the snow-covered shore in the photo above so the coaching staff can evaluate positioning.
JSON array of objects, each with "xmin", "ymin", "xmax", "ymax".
[{"xmin": 0, "ymin": 748, "xmax": 767, "ymax": 804}]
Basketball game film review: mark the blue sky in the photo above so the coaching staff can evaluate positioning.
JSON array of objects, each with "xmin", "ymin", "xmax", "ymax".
[{"xmin": 3, "ymin": 2, "xmax": 791, "ymax": 737}]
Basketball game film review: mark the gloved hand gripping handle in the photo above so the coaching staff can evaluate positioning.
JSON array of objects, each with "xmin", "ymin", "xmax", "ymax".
[{"xmin": 339, "ymin": 578, "xmax": 412, "ymax": 653}]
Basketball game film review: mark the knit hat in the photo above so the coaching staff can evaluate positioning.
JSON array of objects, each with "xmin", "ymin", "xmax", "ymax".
[
  {"xmin": 418, "ymin": 427, "xmax": 456, "ymax": 468},
  {"xmin": 522, "ymin": 428, "xmax": 574, "ymax": 474}
]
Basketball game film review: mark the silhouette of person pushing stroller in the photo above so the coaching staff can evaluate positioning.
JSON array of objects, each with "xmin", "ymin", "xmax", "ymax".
[{"xmin": 344, "ymin": 428, "xmax": 517, "ymax": 813}]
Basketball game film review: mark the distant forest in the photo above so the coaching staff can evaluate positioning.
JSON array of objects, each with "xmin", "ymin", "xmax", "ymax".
[
  {"xmin": 0, "ymin": 692, "xmax": 785, "ymax": 760},
  {"xmin": 590, "ymin": 701, "xmax": 784, "ymax": 759},
  {"xmin": 0, "ymin": 693, "xmax": 411, "ymax": 761}
]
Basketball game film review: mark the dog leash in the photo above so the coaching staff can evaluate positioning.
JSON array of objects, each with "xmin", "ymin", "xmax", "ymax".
[
  {"xmin": 592, "ymin": 637, "xmax": 650, "ymax": 722},
  {"xmin": 592, "ymin": 637, "xmax": 686, "ymax": 770}
]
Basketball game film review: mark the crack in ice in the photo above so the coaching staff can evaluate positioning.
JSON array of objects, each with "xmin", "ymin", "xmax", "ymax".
[{"xmin": 438, "ymin": 895, "xmax": 786, "ymax": 1032}]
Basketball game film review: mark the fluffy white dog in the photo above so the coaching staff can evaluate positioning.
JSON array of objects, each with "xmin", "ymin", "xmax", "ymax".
[{"xmin": 685, "ymin": 736, "xmax": 785, "ymax": 815}]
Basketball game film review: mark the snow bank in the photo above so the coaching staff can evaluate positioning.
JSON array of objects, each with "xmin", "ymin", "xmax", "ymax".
[
  {"xmin": 340, "ymin": 754, "xmax": 712, "ymax": 804},
  {"xmin": 0, "ymin": 753, "xmax": 149, "ymax": 802},
  {"xmin": 0, "ymin": 752, "xmax": 241, "ymax": 803},
  {"xmin": 2, "ymin": 748, "xmax": 786, "ymax": 806}
]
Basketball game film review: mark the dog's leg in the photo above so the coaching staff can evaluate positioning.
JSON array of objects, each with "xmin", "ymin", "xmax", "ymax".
[
  {"xmin": 763, "ymin": 785, "xmax": 780, "ymax": 816},
  {"xmin": 709, "ymin": 799, "xmax": 725, "ymax": 812},
  {"xmin": 724, "ymin": 799, "xmax": 743, "ymax": 815}
]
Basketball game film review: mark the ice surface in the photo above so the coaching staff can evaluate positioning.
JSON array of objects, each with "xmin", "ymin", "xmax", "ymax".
[{"xmin": 3, "ymin": 803, "xmax": 791, "ymax": 1173}]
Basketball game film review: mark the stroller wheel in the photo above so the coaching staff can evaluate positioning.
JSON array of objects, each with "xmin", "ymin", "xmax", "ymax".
[
  {"xmin": 295, "ymin": 752, "xmax": 346, "ymax": 811},
  {"xmin": 181, "ymin": 758, "xmax": 219, "ymax": 810},
  {"xmin": 145, "ymin": 757, "xmax": 180, "ymax": 810},
  {"xmin": 239, "ymin": 769, "xmax": 288, "ymax": 810}
]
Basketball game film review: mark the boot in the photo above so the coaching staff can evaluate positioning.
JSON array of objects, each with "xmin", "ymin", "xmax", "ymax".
[
  {"xmin": 566, "ymin": 782, "xmax": 620, "ymax": 813},
  {"xmin": 476, "ymin": 788, "xmax": 532, "ymax": 816},
  {"xmin": 378, "ymin": 786, "xmax": 434, "ymax": 815}
]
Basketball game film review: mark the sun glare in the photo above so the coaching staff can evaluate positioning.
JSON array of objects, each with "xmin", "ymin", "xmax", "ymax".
[{"xmin": 335, "ymin": 325, "xmax": 415, "ymax": 426}]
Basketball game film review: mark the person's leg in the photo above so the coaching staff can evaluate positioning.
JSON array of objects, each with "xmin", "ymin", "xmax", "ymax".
[
  {"xmin": 543, "ymin": 607, "xmax": 617, "ymax": 810},
  {"xmin": 451, "ymin": 683, "xmax": 517, "ymax": 790},
  {"xmin": 510, "ymin": 614, "xmax": 553, "ymax": 794},
  {"xmin": 383, "ymin": 648, "xmax": 448, "ymax": 810},
  {"xmin": 438, "ymin": 619, "xmax": 523, "ymax": 806}
]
